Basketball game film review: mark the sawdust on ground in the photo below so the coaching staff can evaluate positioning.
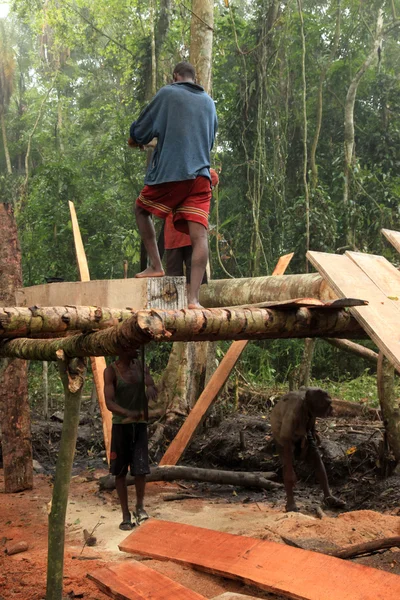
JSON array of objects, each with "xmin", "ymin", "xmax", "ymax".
[{"xmin": 1, "ymin": 470, "xmax": 400, "ymax": 600}]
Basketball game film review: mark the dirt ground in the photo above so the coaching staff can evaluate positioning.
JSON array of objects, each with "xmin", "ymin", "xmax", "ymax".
[{"xmin": 1, "ymin": 467, "xmax": 400, "ymax": 600}]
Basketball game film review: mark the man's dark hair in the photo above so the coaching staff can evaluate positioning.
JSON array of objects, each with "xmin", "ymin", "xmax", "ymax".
[{"xmin": 173, "ymin": 61, "xmax": 196, "ymax": 80}]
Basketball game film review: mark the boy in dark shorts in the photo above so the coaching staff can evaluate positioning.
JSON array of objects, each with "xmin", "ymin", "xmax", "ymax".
[{"xmin": 104, "ymin": 349, "xmax": 157, "ymax": 530}]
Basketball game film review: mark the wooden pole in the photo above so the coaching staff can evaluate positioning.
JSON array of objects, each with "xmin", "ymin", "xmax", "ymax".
[
  {"xmin": 46, "ymin": 354, "xmax": 86, "ymax": 600},
  {"xmin": 68, "ymin": 201, "xmax": 112, "ymax": 463},
  {"xmin": 159, "ymin": 253, "xmax": 294, "ymax": 466}
]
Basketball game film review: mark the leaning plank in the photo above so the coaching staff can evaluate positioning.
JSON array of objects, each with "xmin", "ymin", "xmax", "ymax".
[
  {"xmin": 88, "ymin": 560, "xmax": 207, "ymax": 600},
  {"xmin": 69, "ymin": 201, "xmax": 112, "ymax": 463},
  {"xmin": 159, "ymin": 253, "xmax": 294, "ymax": 466},
  {"xmin": 307, "ymin": 251, "xmax": 400, "ymax": 373},
  {"xmin": 119, "ymin": 520, "xmax": 400, "ymax": 600},
  {"xmin": 382, "ymin": 228, "xmax": 400, "ymax": 254}
]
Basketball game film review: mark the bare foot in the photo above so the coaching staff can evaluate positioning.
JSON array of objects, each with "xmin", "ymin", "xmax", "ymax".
[
  {"xmin": 188, "ymin": 302, "xmax": 204, "ymax": 309},
  {"xmin": 323, "ymin": 495, "xmax": 346, "ymax": 509},
  {"xmin": 285, "ymin": 500, "xmax": 299, "ymax": 512},
  {"xmin": 135, "ymin": 267, "xmax": 165, "ymax": 278}
]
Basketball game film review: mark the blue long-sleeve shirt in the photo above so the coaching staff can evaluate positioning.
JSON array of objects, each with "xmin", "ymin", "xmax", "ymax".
[{"xmin": 130, "ymin": 82, "xmax": 218, "ymax": 186}]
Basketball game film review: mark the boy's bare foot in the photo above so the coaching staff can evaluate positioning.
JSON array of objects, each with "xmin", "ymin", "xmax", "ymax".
[{"xmin": 135, "ymin": 267, "xmax": 165, "ymax": 278}]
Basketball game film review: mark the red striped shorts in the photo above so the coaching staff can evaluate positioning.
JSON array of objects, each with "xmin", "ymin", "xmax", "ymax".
[{"xmin": 136, "ymin": 176, "xmax": 211, "ymax": 234}]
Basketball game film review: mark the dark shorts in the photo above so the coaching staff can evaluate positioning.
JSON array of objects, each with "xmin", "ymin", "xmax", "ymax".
[
  {"xmin": 109, "ymin": 423, "xmax": 150, "ymax": 477},
  {"xmin": 165, "ymin": 246, "xmax": 208, "ymax": 285}
]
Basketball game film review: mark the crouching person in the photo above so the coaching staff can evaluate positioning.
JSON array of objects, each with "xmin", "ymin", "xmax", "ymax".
[
  {"xmin": 104, "ymin": 348, "xmax": 158, "ymax": 530},
  {"xmin": 270, "ymin": 387, "xmax": 346, "ymax": 513}
]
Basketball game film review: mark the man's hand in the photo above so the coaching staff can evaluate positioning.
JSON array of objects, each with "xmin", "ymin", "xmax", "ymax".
[
  {"xmin": 121, "ymin": 409, "xmax": 141, "ymax": 424},
  {"xmin": 146, "ymin": 385, "xmax": 158, "ymax": 402}
]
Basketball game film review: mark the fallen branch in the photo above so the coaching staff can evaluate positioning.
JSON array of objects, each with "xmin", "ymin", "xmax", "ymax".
[
  {"xmin": 332, "ymin": 398, "xmax": 381, "ymax": 420},
  {"xmin": 330, "ymin": 536, "xmax": 400, "ymax": 559},
  {"xmin": 325, "ymin": 338, "xmax": 378, "ymax": 363},
  {"xmin": 98, "ymin": 465, "xmax": 282, "ymax": 491}
]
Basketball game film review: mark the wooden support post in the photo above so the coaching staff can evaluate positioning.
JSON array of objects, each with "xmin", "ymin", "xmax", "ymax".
[
  {"xmin": 46, "ymin": 354, "xmax": 86, "ymax": 600},
  {"xmin": 68, "ymin": 201, "xmax": 112, "ymax": 463},
  {"xmin": 377, "ymin": 351, "xmax": 400, "ymax": 462},
  {"xmin": 159, "ymin": 253, "xmax": 294, "ymax": 466}
]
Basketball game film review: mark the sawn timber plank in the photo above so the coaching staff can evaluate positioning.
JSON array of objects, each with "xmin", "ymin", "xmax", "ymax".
[
  {"xmin": 307, "ymin": 251, "xmax": 400, "ymax": 373},
  {"xmin": 159, "ymin": 253, "xmax": 293, "ymax": 466},
  {"xmin": 119, "ymin": 520, "xmax": 400, "ymax": 600},
  {"xmin": 88, "ymin": 560, "xmax": 207, "ymax": 600},
  {"xmin": 346, "ymin": 251, "xmax": 400, "ymax": 306},
  {"xmin": 382, "ymin": 228, "xmax": 400, "ymax": 254}
]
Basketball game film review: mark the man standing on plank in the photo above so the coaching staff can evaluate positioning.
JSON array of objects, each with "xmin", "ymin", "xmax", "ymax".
[
  {"xmin": 129, "ymin": 61, "xmax": 218, "ymax": 309},
  {"xmin": 104, "ymin": 349, "xmax": 158, "ymax": 530}
]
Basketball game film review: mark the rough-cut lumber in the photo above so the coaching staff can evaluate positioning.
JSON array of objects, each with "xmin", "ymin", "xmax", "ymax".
[
  {"xmin": 325, "ymin": 338, "xmax": 378, "ymax": 363},
  {"xmin": 307, "ymin": 251, "xmax": 400, "ymax": 373},
  {"xmin": 69, "ymin": 201, "xmax": 90, "ymax": 282},
  {"xmin": 330, "ymin": 536, "xmax": 400, "ymax": 559},
  {"xmin": 98, "ymin": 465, "xmax": 281, "ymax": 491},
  {"xmin": 88, "ymin": 560, "xmax": 207, "ymax": 600},
  {"xmin": 346, "ymin": 251, "xmax": 400, "ymax": 306},
  {"xmin": 159, "ymin": 253, "xmax": 295, "ymax": 466},
  {"xmin": 382, "ymin": 228, "xmax": 400, "ymax": 254},
  {"xmin": 0, "ymin": 305, "xmax": 366, "ymax": 361},
  {"xmin": 119, "ymin": 520, "xmax": 400, "ymax": 600},
  {"xmin": 17, "ymin": 276, "xmax": 188, "ymax": 311},
  {"xmin": 69, "ymin": 200, "xmax": 113, "ymax": 465},
  {"xmin": 200, "ymin": 272, "xmax": 337, "ymax": 307}
]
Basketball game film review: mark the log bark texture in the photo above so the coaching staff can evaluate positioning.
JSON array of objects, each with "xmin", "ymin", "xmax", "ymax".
[
  {"xmin": 200, "ymin": 273, "xmax": 336, "ymax": 308},
  {"xmin": 0, "ymin": 202, "xmax": 33, "ymax": 493},
  {"xmin": 46, "ymin": 355, "xmax": 86, "ymax": 600},
  {"xmin": 0, "ymin": 306, "xmax": 366, "ymax": 361},
  {"xmin": 0, "ymin": 305, "xmax": 132, "ymax": 338},
  {"xmin": 377, "ymin": 352, "xmax": 400, "ymax": 462},
  {"xmin": 99, "ymin": 465, "xmax": 281, "ymax": 491}
]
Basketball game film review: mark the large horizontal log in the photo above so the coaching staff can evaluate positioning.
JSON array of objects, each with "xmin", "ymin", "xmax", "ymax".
[
  {"xmin": 200, "ymin": 273, "xmax": 336, "ymax": 308},
  {"xmin": 0, "ymin": 305, "xmax": 133, "ymax": 338},
  {"xmin": 0, "ymin": 306, "xmax": 366, "ymax": 361}
]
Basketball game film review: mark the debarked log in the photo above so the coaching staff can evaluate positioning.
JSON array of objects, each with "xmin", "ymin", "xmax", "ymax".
[
  {"xmin": 0, "ymin": 306, "xmax": 366, "ymax": 361},
  {"xmin": 200, "ymin": 273, "xmax": 336, "ymax": 308},
  {"xmin": 98, "ymin": 465, "xmax": 282, "ymax": 491}
]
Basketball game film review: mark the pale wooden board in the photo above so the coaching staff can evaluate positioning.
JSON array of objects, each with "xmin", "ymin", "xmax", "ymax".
[
  {"xmin": 307, "ymin": 251, "xmax": 400, "ymax": 373},
  {"xmin": 88, "ymin": 560, "xmax": 207, "ymax": 600},
  {"xmin": 382, "ymin": 228, "xmax": 400, "ymax": 254},
  {"xmin": 69, "ymin": 201, "xmax": 90, "ymax": 282},
  {"xmin": 120, "ymin": 520, "xmax": 400, "ymax": 600},
  {"xmin": 346, "ymin": 251, "xmax": 400, "ymax": 305}
]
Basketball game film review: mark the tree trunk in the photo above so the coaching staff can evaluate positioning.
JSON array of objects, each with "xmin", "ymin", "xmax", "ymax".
[
  {"xmin": 343, "ymin": 10, "xmax": 383, "ymax": 243},
  {"xmin": 46, "ymin": 355, "xmax": 86, "ymax": 600},
  {"xmin": 0, "ymin": 306, "xmax": 366, "ymax": 361},
  {"xmin": 0, "ymin": 112, "xmax": 12, "ymax": 174},
  {"xmin": 0, "ymin": 202, "xmax": 32, "ymax": 493},
  {"xmin": 0, "ymin": 305, "xmax": 133, "ymax": 338},
  {"xmin": 189, "ymin": 0, "xmax": 214, "ymax": 93},
  {"xmin": 377, "ymin": 352, "xmax": 400, "ymax": 462},
  {"xmin": 200, "ymin": 273, "xmax": 336, "ymax": 307},
  {"xmin": 99, "ymin": 465, "xmax": 281, "ymax": 492},
  {"xmin": 43, "ymin": 361, "xmax": 49, "ymax": 419}
]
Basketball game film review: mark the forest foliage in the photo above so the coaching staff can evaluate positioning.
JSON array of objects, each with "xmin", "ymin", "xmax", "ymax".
[{"xmin": 1, "ymin": 0, "xmax": 400, "ymax": 386}]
